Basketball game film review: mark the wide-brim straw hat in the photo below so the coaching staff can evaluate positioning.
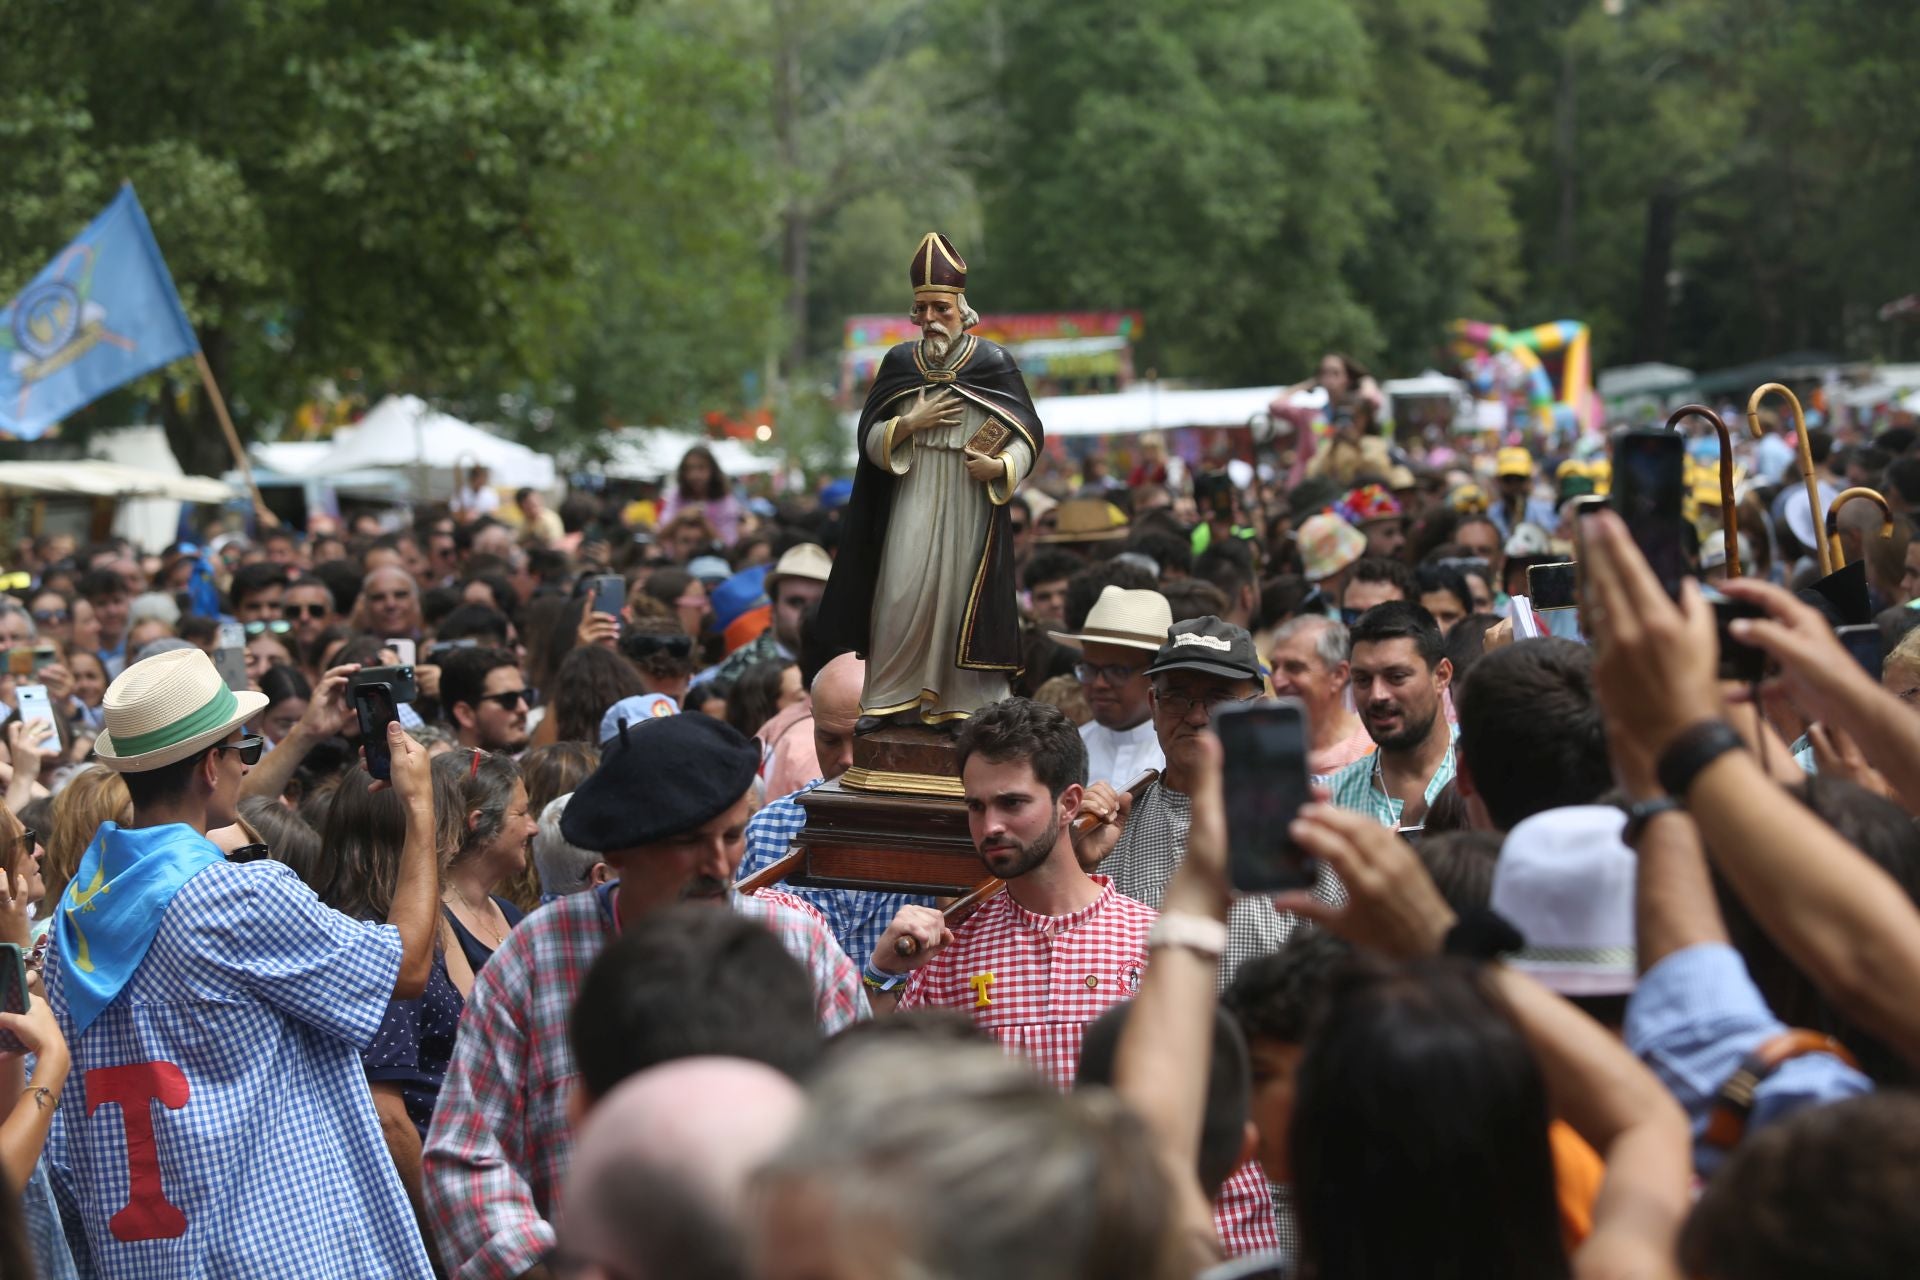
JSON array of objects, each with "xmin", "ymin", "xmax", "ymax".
[
  {"xmin": 93, "ymin": 648, "xmax": 268, "ymax": 772},
  {"xmin": 1036, "ymin": 498, "xmax": 1130, "ymax": 543},
  {"xmin": 1048, "ymin": 585, "xmax": 1173, "ymax": 653}
]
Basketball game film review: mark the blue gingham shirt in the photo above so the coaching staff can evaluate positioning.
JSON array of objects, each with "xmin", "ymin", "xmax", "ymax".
[
  {"xmin": 1626, "ymin": 942, "xmax": 1872, "ymax": 1179},
  {"xmin": 42, "ymin": 859, "xmax": 433, "ymax": 1279},
  {"xmin": 737, "ymin": 781, "xmax": 939, "ymax": 967}
]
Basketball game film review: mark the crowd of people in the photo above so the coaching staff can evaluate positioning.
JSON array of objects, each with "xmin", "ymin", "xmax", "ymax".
[{"xmin": 3, "ymin": 386, "xmax": 1920, "ymax": 1280}]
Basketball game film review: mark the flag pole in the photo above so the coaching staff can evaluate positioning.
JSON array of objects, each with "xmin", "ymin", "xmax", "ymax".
[{"xmin": 191, "ymin": 349, "xmax": 278, "ymax": 528}]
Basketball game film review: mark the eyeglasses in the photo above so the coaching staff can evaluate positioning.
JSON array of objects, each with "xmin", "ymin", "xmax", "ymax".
[
  {"xmin": 244, "ymin": 620, "xmax": 292, "ymax": 637},
  {"xmin": 216, "ymin": 734, "xmax": 265, "ymax": 766},
  {"xmin": 624, "ymin": 634, "xmax": 693, "ymax": 659},
  {"xmin": 286, "ymin": 603, "xmax": 330, "ymax": 620},
  {"xmin": 478, "ymin": 690, "xmax": 529, "ymax": 709},
  {"xmin": 30, "ymin": 610, "xmax": 67, "ymax": 625},
  {"xmin": 1154, "ymin": 689, "xmax": 1258, "ymax": 718},
  {"xmin": 1074, "ymin": 660, "xmax": 1146, "ymax": 686}
]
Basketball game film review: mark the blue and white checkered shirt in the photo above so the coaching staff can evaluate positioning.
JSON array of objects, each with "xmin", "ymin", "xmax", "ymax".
[
  {"xmin": 737, "ymin": 781, "xmax": 939, "ymax": 967},
  {"xmin": 42, "ymin": 859, "xmax": 433, "ymax": 1279}
]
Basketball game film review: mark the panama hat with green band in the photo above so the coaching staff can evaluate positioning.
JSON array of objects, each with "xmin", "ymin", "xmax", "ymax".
[{"xmin": 92, "ymin": 648, "xmax": 269, "ymax": 772}]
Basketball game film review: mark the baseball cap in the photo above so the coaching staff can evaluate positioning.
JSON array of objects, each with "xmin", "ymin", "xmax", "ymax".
[
  {"xmin": 1147, "ymin": 616, "xmax": 1261, "ymax": 683},
  {"xmin": 1496, "ymin": 447, "xmax": 1534, "ymax": 479}
]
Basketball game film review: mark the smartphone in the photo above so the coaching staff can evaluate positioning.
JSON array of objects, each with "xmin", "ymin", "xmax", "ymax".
[
  {"xmin": 1611, "ymin": 429, "xmax": 1688, "ymax": 598},
  {"xmin": 31, "ymin": 644, "xmax": 56, "ymax": 674},
  {"xmin": 1527, "ymin": 562, "xmax": 1579, "ymax": 612},
  {"xmin": 1710, "ymin": 593, "xmax": 1769, "ymax": 683},
  {"xmin": 214, "ymin": 621, "xmax": 250, "ymax": 691},
  {"xmin": 1214, "ymin": 700, "xmax": 1316, "ymax": 894},
  {"xmin": 0, "ymin": 943, "xmax": 27, "ymax": 1055},
  {"xmin": 15, "ymin": 684, "xmax": 54, "ymax": 733},
  {"xmin": 349, "ymin": 664, "xmax": 418, "ymax": 705},
  {"xmin": 1837, "ymin": 624, "xmax": 1883, "ymax": 680},
  {"xmin": 588, "ymin": 574, "xmax": 625, "ymax": 620},
  {"xmin": 385, "ymin": 638, "xmax": 417, "ymax": 668},
  {"xmin": 1570, "ymin": 494, "xmax": 1609, "ymax": 522},
  {"xmin": 426, "ymin": 639, "xmax": 477, "ymax": 661},
  {"xmin": 352, "ymin": 681, "xmax": 400, "ymax": 780},
  {"xmin": 4, "ymin": 648, "xmax": 31, "ymax": 678}
]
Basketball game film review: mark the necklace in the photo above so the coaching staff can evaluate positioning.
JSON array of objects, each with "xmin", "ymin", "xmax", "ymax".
[{"xmin": 446, "ymin": 886, "xmax": 507, "ymax": 947}]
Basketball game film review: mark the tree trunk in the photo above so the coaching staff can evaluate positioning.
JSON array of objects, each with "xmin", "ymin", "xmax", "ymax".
[
  {"xmin": 159, "ymin": 330, "xmax": 235, "ymax": 479},
  {"xmin": 1552, "ymin": 33, "xmax": 1579, "ymax": 291},
  {"xmin": 1631, "ymin": 185, "xmax": 1677, "ymax": 362}
]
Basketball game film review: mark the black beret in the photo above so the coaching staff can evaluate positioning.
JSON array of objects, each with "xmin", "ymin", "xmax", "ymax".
[{"xmin": 561, "ymin": 713, "xmax": 761, "ymax": 853}]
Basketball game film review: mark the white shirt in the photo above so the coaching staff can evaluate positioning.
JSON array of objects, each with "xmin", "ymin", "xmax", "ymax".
[
  {"xmin": 450, "ymin": 483, "xmax": 500, "ymax": 518},
  {"xmin": 1080, "ymin": 718, "xmax": 1165, "ymax": 789}
]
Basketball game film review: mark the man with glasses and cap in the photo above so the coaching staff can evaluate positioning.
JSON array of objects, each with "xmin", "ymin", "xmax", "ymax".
[
  {"xmin": 40, "ymin": 648, "xmax": 444, "ymax": 1278},
  {"xmin": 1081, "ymin": 616, "xmax": 1335, "ymax": 987}
]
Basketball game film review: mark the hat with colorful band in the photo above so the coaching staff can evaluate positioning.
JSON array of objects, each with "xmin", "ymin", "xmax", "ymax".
[{"xmin": 93, "ymin": 649, "xmax": 268, "ymax": 772}]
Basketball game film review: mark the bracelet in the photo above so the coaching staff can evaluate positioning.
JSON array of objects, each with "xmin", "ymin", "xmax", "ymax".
[
  {"xmin": 1655, "ymin": 720, "xmax": 1747, "ymax": 800},
  {"xmin": 20, "ymin": 1085, "xmax": 57, "ymax": 1113},
  {"xmin": 861, "ymin": 958, "xmax": 907, "ymax": 993},
  {"xmin": 1147, "ymin": 912, "xmax": 1229, "ymax": 959},
  {"xmin": 1621, "ymin": 795, "xmax": 1684, "ymax": 845}
]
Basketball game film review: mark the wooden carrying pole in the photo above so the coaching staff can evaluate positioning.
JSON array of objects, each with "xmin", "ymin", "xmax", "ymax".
[
  {"xmin": 1666, "ymin": 404, "xmax": 1740, "ymax": 579},
  {"xmin": 1745, "ymin": 383, "xmax": 1825, "ymax": 574},
  {"xmin": 193, "ymin": 349, "xmax": 277, "ymax": 528}
]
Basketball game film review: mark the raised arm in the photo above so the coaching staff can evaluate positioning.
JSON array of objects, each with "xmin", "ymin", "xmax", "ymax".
[
  {"xmin": 240, "ymin": 663, "xmax": 360, "ymax": 803},
  {"xmin": 380, "ymin": 722, "xmax": 438, "ymax": 1000}
]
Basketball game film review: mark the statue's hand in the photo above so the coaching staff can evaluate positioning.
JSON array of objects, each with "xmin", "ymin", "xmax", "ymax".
[
  {"xmin": 898, "ymin": 387, "xmax": 962, "ymax": 437},
  {"xmin": 963, "ymin": 449, "xmax": 1003, "ymax": 484}
]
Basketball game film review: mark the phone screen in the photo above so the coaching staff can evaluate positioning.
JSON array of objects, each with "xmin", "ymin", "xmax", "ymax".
[
  {"xmin": 591, "ymin": 575, "xmax": 626, "ymax": 620},
  {"xmin": 386, "ymin": 638, "xmax": 417, "ymax": 668},
  {"xmin": 1215, "ymin": 701, "xmax": 1316, "ymax": 894},
  {"xmin": 1837, "ymin": 625, "xmax": 1883, "ymax": 680},
  {"xmin": 15, "ymin": 684, "xmax": 54, "ymax": 732},
  {"xmin": 1611, "ymin": 430, "xmax": 1688, "ymax": 598},
  {"xmin": 0, "ymin": 944, "xmax": 27, "ymax": 1055},
  {"xmin": 354, "ymin": 683, "xmax": 399, "ymax": 780},
  {"xmin": 1527, "ymin": 562, "xmax": 1579, "ymax": 612}
]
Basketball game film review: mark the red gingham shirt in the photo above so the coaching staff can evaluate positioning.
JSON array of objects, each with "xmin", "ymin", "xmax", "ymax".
[{"xmin": 897, "ymin": 875, "xmax": 1280, "ymax": 1257}]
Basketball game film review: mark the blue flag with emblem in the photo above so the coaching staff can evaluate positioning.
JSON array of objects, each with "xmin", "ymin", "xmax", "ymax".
[{"xmin": 0, "ymin": 185, "xmax": 199, "ymax": 441}]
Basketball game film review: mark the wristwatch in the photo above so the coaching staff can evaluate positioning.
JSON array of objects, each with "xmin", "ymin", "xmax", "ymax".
[{"xmin": 1655, "ymin": 719, "xmax": 1747, "ymax": 801}]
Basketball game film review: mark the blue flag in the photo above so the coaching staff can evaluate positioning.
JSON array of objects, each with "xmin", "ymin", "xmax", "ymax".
[{"xmin": 0, "ymin": 185, "xmax": 200, "ymax": 440}]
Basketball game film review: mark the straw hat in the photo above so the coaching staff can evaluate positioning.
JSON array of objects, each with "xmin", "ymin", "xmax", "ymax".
[
  {"xmin": 1048, "ymin": 586, "xmax": 1173, "ymax": 653},
  {"xmin": 1035, "ymin": 498, "xmax": 1130, "ymax": 543},
  {"xmin": 93, "ymin": 649, "xmax": 268, "ymax": 772}
]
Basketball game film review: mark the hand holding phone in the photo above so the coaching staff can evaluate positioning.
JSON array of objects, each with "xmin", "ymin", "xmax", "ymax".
[
  {"xmin": 1611, "ymin": 429, "xmax": 1688, "ymax": 598},
  {"xmin": 1709, "ymin": 592, "xmax": 1769, "ymax": 683},
  {"xmin": 1526, "ymin": 562, "xmax": 1579, "ymax": 612},
  {"xmin": 14, "ymin": 684, "xmax": 55, "ymax": 735},
  {"xmin": 1214, "ymin": 701, "xmax": 1316, "ymax": 894},
  {"xmin": 588, "ymin": 575, "xmax": 626, "ymax": 623},
  {"xmin": 353, "ymin": 682, "xmax": 400, "ymax": 781}
]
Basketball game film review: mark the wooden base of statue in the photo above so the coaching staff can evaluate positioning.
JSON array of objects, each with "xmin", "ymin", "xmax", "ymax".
[{"xmin": 737, "ymin": 725, "xmax": 996, "ymax": 902}]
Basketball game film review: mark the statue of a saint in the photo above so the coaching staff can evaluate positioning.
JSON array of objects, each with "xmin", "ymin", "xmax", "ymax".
[{"xmin": 818, "ymin": 232, "xmax": 1045, "ymax": 730}]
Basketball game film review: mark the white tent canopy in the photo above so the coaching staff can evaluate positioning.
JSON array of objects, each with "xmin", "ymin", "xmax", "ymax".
[
  {"xmin": 590, "ymin": 429, "xmax": 780, "ymax": 482},
  {"xmin": 292, "ymin": 396, "xmax": 556, "ymax": 489},
  {"xmin": 0, "ymin": 459, "xmax": 232, "ymax": 503}
]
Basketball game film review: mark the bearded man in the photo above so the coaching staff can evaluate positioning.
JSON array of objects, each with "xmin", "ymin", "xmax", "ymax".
[{"xmin": 818, "ymin": 233, "xmax": 1047, "ymax": 730}]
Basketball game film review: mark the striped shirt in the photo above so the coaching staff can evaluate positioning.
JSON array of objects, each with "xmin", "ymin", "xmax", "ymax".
[{"xmin": 1325, "ymin": 727, "xmax": 1459, "ymax": 829}]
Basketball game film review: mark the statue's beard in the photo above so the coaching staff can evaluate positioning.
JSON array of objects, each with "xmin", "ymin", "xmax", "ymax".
[{"xmin": 922, "ymin": 323, "xmax": 954, "ymax": 360}]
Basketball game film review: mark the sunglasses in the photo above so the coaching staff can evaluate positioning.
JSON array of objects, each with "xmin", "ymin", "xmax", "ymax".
[
  {"xmin": 477, "ymin": 690, "xmax": 529, "ymax": 710},
  {"xmin": 227, "ymin": 842, "xmax": 271, "ymax": 863},
  {"xmin": 1074, "ymin": 660, "xmax": 1146, "ymax": 686},
  {"xmin": 623, "ymin": 634, "xmax": 693, "ymax": 659},
  {"xmin": 244, "ymin": 620, "xmax": 292, "ymax": 637},
  {"xmin": 217, "ymin": 734, "xmax": 265, "ymax": 766},
  {"xmin": 285, "ymin": 603, "xmax": 330, "ymax": 620},
  {"xmin": 30, "ymin": 610, "xmax": 67, "ymax": 625}
]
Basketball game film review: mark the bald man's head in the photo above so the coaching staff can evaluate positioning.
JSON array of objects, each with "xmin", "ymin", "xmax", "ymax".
[
  {"xmin": 811, "ymin": 653, "xmax": 865, "ymax": 782},
  {"xmin": 1837, "ymin": 495, "xmax": 1907, "ymax": 598},
  {"xmin": 563, "ymin": 1057, "xmax": 804, "ymax": 1278}
]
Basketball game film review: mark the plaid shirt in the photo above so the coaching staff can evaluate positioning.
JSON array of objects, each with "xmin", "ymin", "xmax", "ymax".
[
  {"xmin": 1104, "ymin": 780, "xmax": 1344, "ymax": 989},
  {"xmin": 1325, "ymin": 727, "xmax": 1458, "ymax": 829},
  {"xmin": 898, "ymin": 877, "xmax": 1280, "ymax": 1257},
  {"xmin": 423, "ymin": 883, "xmax": 867, "ymax": 1280},
  {"xmin": 738, "ymin": 781, "xmax": 939, "ymax": 966},
  {"xmin": 42, "ymin": 859, "xmax": 433, "ymax": 1279}
]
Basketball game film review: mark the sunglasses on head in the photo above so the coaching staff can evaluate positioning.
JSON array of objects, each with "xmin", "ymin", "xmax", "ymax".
[
  {"xmin": 623, "ymin": 634, "xmax": 693, "ymax": 659},
  {"xmin": 244, "ymin": 620, "xmax": 292, "ymax": 637},
  {"xmin": 30, "ymin": 610, "xmax": 67, "ymax": 625},
  {"xmin": 217, "ymin": 734, "xmax": 265, "ymax": 766}
]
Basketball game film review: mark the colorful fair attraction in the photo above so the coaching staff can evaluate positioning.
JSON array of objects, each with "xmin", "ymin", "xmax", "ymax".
[{"xmin": 1450, "ymin": 318, "xmax": 1599, "ymax": 444}]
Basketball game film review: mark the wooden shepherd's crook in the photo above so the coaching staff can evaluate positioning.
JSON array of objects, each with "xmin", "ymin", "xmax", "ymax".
[
  {"xmin": 1824, "ymin": 487, "xmax": 1894, "ymax": 571},
  {"xmin": 1666, "ymin": 404, "xmax": 1740, "ymax": 579},
  {"xmin": 1746, "ymin": 384, "xmax": 1829, "ymax": 575}
]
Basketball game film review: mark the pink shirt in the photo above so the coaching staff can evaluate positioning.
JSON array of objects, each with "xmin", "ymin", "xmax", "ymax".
[{"xmin": 1311, "ymin": 715, "xmax": 1377, "ymax": 779}]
